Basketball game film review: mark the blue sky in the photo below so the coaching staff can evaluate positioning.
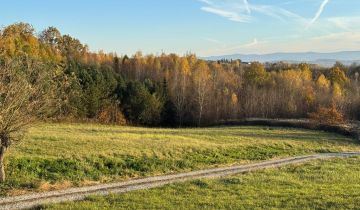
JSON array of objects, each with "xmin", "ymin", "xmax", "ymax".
[{"xmin": 1, "ymin": 0, "xmax": 359, "ymax": 56}]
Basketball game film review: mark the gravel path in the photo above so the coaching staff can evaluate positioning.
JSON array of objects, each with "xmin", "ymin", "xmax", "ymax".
[{"xmin": 1, "ymin": 152, "xmax": 359, "ymax": 210}]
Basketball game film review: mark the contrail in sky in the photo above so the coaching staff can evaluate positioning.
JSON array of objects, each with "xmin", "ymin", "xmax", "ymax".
[{"xmin": 308, "ymin": 0, "xmax": 330, "ymax": 27}]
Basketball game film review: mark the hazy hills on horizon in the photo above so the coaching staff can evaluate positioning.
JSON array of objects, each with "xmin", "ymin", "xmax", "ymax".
[{"xmin": 204, "ymin": 51, "xmax": 360, "ymax": 67}]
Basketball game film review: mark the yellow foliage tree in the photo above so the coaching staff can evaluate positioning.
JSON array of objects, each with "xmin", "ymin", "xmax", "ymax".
[
  {"xmin": 299, "ymin": 63, "xmax": 312, "ymax": 81},
  {"xmin": 244, "ymin": 62, "xmax": 268, "ymax": 86},
  {"xmin": 193, "ymin": 61, "xmax": 211, "ymax": 126},
  {"xmin": 316, "ymin": 74, "xmax": 331, "ymax": 90},
  {"xmin": 329, "ymin": 67, "xmax": 348, "ymax": 87}
]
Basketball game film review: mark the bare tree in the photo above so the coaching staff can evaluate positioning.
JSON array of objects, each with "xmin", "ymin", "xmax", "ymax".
[{"xmin": 0, "ymin": 58, "xmax": 53, "ymax": 182}]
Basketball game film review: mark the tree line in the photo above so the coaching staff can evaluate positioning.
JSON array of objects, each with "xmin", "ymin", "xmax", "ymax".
[{"xmin": 1, "ymin": 23, "xmax": 360, "ymax": 128}]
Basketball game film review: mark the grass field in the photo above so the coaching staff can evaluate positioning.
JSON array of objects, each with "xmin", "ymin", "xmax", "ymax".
[
  {"xmin": 45, "ymin": 157, "xmax": 360, "ymax": 210},
  {"xmin": 1, "ymin": 123, "xmax": 360, "ymax": 196}
]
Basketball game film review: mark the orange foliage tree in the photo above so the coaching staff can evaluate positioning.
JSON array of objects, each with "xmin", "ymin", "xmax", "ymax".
[{"xmin": 308, "ymin": 104, "xmax": 345, "ymax": 125}]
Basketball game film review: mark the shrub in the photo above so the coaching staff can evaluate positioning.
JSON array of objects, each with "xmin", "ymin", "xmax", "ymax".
[
  {"xmin": 97, "ymin": 103, "xmax": 126, "ymax": 125},
  {"xmin": 308, "ymin": 104, "xmax": 345, "ymax": 125}
]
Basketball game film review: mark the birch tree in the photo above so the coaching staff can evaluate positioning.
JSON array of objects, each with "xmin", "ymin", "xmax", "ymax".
[{"xmin": 193, "ymin": 61, "xmax": 211, "ymax": 126}]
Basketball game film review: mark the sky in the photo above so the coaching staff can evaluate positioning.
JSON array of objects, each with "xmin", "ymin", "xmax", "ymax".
[{"xmin": 1, "ymin": 0, "xmax": 360, "ymax": 56}]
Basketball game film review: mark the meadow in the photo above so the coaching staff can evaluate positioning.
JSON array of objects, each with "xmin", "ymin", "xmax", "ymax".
[
  {"xmin": 1, "ymin": 123, "xmax": 359, "ymax": 196},
  {"xmin": 45, "ymin": 157, "xmax": 360, "ymax": 210}
]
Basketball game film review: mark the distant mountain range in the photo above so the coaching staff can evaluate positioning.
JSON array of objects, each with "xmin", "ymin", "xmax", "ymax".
[{"xmin": 204, "ymin": 51, "xmax": 360, "ymax": 67}]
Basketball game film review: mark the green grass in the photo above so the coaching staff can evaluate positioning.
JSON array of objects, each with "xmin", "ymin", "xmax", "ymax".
[
  {"xmin": 44, "ymin": 157, "xmax": 360, "ymax": 210},
  {"xmin": 1, "ymin": 123, "xmax": 360, "ymax": 196}
]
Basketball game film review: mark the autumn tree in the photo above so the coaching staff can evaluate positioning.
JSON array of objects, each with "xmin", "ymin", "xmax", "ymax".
[
  {"xmin": 0, "ymin": 23, "xmax": 57, "ymax": 61},
  {"xmin": 0, "ymin": 58, "xmax": 54, "ymax": 182},
  {"xmin": 209, "ymin": 62, "xmax": 222, "ymax": 122},
  {"xmin": 329, "ymin": 67, "xmax": 348, "ymax": 88},
  {"xmin": 316, "ymin": 74, "xmax": 331, "ymax": 90},
  {"xmin": 299, "ymin": 63, "xmax": 312, "ymax": 81},
  {"xmin": 58, "ymin": 34, "xmax": 88, "ymax": 61},
  {"xmin": 0, "ymin": 23, "xmax": 37, "ymax": 58},
  {"xmin": 244, "ymin": 62, "xmax": 268, "ymax": 87},
  {"xmin": 242, "ymin": 62, "xmax": 269, "ymax": 117},
  {"xmin": 308, "ymin": 104, "xmax": 345, "ymax": 125},
  {"xmin": 193, "ymin": 61, "xmax": 211, "ymax": 126},
  {"xmin": 171, "ymin": 57, "xmax": 191, "ymax": 126},
  {"xmin": 39, "ymin": 27, "xmax": 62, "ymax": 49}
]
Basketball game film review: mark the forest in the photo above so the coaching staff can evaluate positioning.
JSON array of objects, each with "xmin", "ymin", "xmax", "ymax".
[{"xmin": 1, "ymin": 23, "xmax": 360, "ymax": 127}]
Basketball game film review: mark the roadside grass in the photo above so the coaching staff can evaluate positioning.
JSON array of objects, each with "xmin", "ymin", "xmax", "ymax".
[
  {"xmin": 1, "ymin": 123, "xmax": 359, "ymax": 196},
  {"xmin": 45, "ymin": 157, "xmax": 360, "ymax": 210}
]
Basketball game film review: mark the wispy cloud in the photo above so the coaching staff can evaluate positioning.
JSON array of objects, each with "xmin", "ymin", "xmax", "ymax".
[
  {"xmin": 250, "ymin": 5, "xmax": 305, "ymax": 23},
  {"xmin": 195, "ymin": 0, "xmax": 359, "ymax": 56},
  {"xmin": 311, "ymin": 31, "xmax": 360, "ymax": 42},
  {"xmin": 243, "ymin": 38, "xmax": 258, "ymax": 47},
  {"xmin": 203, "ymin": 37, "xmax": 223, "ymax": 45},
  {"xmin": 243, "ymin": 0, "xmax": 251, "ymax": 14},
  {"xmin": 307, "ymin": 0, "xmax": 330, "ymax": 28},
  {"xmin": 200, "ymin": 38, "xmax": 266, "ymax": 56},
  {"xmin": 197, "ymin": 0, "xmax": 213, "ymax": 6},
  {"xmin": 201, "ymin": 7, "xmax": 251, "ymax": 23},
  {"xmin": 197, "ymin": 0, "xmax": 304, "ymax": 24},
  {"xmin": 200, "ymin": 34, "xmax": 360, "ymax": 56},
  {"xmin": 327, "ymin": 16, "xmax": 360, "ymax": 31}
]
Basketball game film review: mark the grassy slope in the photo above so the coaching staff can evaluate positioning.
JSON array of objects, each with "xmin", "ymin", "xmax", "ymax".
[
  {"xmin": 46, "ymin": 157, "xmax": 360, "ymax": 210},
  {"xmin": 1, "ymin": 123, "xmax": 360, "ymax": 196}
]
